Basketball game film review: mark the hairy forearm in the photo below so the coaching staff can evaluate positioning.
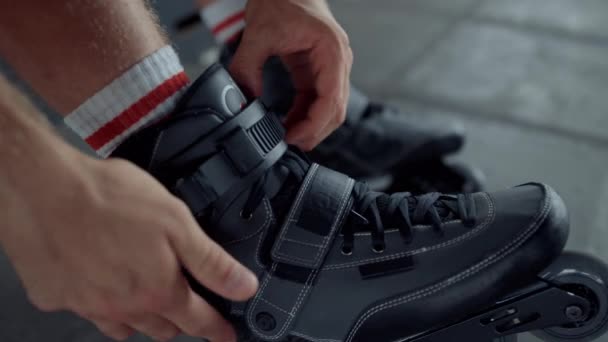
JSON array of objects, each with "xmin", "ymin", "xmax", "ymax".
[
  {"xmin": 0, "ymin": 0, "xmax": 167, "ymax": 115},
  {"xmin": 0, "ymin": 75, "xmax": 84, "ymax": 236}
]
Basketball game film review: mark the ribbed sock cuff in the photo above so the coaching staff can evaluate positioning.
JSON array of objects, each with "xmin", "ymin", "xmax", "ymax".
[
  {"xmin": 200, "ymin": 0, "xmax": 246, "ymax": 44},
  {"xmin": 64, "ymin": 46, "xmax": 189, "ymax": 157}
]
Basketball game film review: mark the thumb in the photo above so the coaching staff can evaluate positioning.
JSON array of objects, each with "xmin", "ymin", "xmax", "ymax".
[
  {"xmin": 229, "ymin": 35, "xmax": 269, "ymax": 98},
  {"xmin": 171, "ymin": 216, "xmax": 258, "ymax": 301}
]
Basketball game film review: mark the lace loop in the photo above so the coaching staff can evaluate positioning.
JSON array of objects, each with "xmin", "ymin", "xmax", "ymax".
[{"xmin": 348, "ymin": 183, "xmax": 476, "ymax": 255}]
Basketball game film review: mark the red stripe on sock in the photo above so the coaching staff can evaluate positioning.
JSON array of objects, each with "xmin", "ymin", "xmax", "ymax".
[
  {"xmin": 212, "ymin": 10, "xmax": 245, "ymax": 35},
  {"xmin": 86, "ymin": 71, "xmax": 189, "ymax": 150}
]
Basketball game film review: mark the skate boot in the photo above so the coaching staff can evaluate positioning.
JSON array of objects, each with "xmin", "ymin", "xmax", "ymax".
[
  {"xmin": 219, "ymin": 43, "xmax": 483, "ymax": 193},
  {"xmin": 112, "ymin": 64, "xmax": 573, "ymax": 342}
]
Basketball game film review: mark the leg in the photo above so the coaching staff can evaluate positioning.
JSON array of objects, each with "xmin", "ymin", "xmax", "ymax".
[{"xmin": 0, "ymin": 1, "xmax": 187, "ymax": 156}]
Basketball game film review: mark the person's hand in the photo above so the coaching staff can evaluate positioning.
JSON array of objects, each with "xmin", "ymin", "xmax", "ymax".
[
  {"xmin": 230, "ymin": 0, "xmax": 353, "ymax": 151},
  {"xmin": 0, "ymin": 152, "xmax": 258, "ymax": 342}
]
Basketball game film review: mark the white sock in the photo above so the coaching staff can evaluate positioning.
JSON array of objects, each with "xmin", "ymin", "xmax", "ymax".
[
  {"xmin": 200, "ymin": 0, "xmax": 246, "ymax": 45},
  {"xmin": 64, "ymin": 46, "xmax": 189, "ymax": 158}
]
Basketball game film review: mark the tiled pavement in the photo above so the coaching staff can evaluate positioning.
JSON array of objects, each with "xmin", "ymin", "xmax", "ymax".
[{"xmin": 2, "ymin": 1, "xmax": 608, "ymax": 341}]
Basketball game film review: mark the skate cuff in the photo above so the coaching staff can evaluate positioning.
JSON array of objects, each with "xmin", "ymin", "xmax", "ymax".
[
  {"xmin": 246, "ymin": 164, "xmax": 355, "ymax": 340},
  {"xmin": 174, "ymin": 100, "xmax": 287, "ymax": 215}
]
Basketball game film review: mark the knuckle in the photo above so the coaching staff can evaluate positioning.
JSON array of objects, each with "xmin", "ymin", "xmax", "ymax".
[
  {"xmin": 198, "ymin": 239, "xmax": 220, "ymax": 267},
  {"xmin": 202, "ymin": 247, "xmax": 237, "ymax": 287},
  {"xmin": 139, "ymin": 288, "xmax": 175, "ymax": 312},
  {"xmin": 217, "ymin": 258, "xmax": 241, "ymax": 287},
  {"xmin": 335, "ymin": 113, "xmax": 346, "ymax": 127},
  {"xmin": 168, "ymin": 198, "xmax": 192, "ymax": 222},
  {"xmin": 184, "ymin": 319, "xmax": 216, "ymax": 338},
  {"xmin": 85, "ymin": 296, "xmax": 124, "ymax": 320},
  {"xmin": 337, "ymin": 28, "xmax": 351, "ymax": 47},
  {"xmin": 336, "ymin": 105, "xmax": 347, "ymax": 123},
  {"xmin": 333, "ymin": 100, "xmax": 347, "ymax": 123},
  {"xmin": 345, "ymin": 46, "xmax": 354, "ymax": 65}
]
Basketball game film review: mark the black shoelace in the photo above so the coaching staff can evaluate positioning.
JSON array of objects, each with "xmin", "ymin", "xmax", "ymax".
[
  {"xmin": 238, "ymin": 151, "xmax": 477, "ymax": 255},
  {"xmin": 341, "ymin": 183, "xmax": 477, "ymax": 255},
  {"xmin": 239, "ymin": 151, "xmax": 309, "ymax": 220}
]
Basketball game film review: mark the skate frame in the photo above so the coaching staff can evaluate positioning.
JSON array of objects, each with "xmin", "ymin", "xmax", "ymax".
[{"xmin": 406, "ymin": 278, "xmax": 591, "ymax": 341}]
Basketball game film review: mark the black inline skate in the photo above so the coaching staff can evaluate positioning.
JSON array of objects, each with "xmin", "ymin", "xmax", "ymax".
[{"xmin": 112, "ymin": 64, "xmax": 608, "ymax": 342}]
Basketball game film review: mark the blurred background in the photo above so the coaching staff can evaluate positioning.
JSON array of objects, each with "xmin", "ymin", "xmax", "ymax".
[{"xmin": 2, "ymin": 0, "xmax": 608, "ymax": 341}]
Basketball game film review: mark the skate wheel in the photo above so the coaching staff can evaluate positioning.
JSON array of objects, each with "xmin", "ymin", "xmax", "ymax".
[{"xmin": 532, "ymin": 252, "xmax": 608, "ymax": 341}]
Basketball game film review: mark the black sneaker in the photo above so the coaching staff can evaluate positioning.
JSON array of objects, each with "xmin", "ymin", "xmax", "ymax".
[{"xmin": 112, "ymin": 64, "xmax": 569, "ymax": 342}]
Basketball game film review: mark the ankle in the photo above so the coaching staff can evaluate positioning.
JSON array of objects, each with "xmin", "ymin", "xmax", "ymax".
[{"xmin": 64, "ymin": 46, "xmax": 189, "ymax": 157}]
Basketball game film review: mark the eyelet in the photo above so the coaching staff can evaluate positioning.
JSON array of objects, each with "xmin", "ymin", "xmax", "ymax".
[
  {"xmin": 240, "ymin": 210, "xmax": 253, "ymax": 221},
  {"xmin": 372, "ymin": 244, "xmax": 385, "ymax": 254},
  {"xmin": 341, "ymin": 246, "xmax": 353, "ymax": 256}
]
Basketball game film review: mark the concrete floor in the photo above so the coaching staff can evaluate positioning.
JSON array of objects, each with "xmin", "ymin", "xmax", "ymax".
[{"xmin": 2, "ymin": 0, "xmax": 608, "ymax": 341}]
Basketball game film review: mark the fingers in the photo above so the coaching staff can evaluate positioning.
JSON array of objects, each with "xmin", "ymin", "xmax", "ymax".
[
  {"xmin": 285, "ymin": 32, "xmax": 352, "ymax": 150},
  {"xmin": 91, "ymin": 319, "xmax": 134, "ymax": 341},
  {"xmin": 169, "ymin": 209, "xmax": 258, "ymax": 302},
  {"xmin": 164, "ymin": 285, "xmax": 236, "ymax": 342},
  {"xmin": 229, "ymin": 32, "xmax": 271, "ymax": 97},
  {"xmin": 127, "ymin": 314, "xmax": 180, "ymax": 342}
]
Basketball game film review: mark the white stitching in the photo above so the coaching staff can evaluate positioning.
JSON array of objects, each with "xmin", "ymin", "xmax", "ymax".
[
  {"xmin": 273, "ymin": 164, "xmax": 319, "ymax": 257},
  {"xmin": 246, "ymin": 263, "xmax": 278, "ymax": 336},
  {"xmin": 308, "ymin": 177, "xmax": 355, "ymax": 267},
  {"xmin": 255, "ymin": 177, "xmax": 354, "ymax": 340},
  {"xmin": 260, "ymin": 298, "xmax": 293, "ymax": 316},
  {"xmin": 283, "ymin": 238, "xmax": 324, "ymax": 248},
  {"xmin": 324, "ymin": 195, "xmax": 494, "ymax": 270},
  {"xmin": 247, "ymin": 172, "xmax": 354, "ymax": 340},
  {"xmin": 252, "ymin": 198, "xmax": 276, "ymax": 269},
  {"xmin": 345, "ymin": 185, "xmax": 553, "ymax": 342},
  {"xmin": 350, "ymin": 220, "xmax": 460, "ymax": 235}
]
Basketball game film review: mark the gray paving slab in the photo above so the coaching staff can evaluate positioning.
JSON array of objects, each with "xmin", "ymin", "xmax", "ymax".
[
  {"xmin": 329, "ymin": 3, "xmax": 455, "ymax": 89},
  {"xmin": 400, "ymin": 21, "xmax": 608, "ymax": 144},
  {"xmin": 478, "ymin": 0, "xmax": 608, "ymax": 40},
  {"xmin": 332, "ymin": 0, "xmax": 481, "ymax": 15}
]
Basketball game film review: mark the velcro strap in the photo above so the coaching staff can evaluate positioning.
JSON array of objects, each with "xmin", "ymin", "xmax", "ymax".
[
  {"xmin": 246, "ymin": 164, "xmax": 354, "ymax": 340},
  {"xmin": 174, "ymin": 100, "xmax": 286, "ymax": 215},
  {"xmin": 271, "ymin": 164, "xmax": 354, "ymax": 268}
]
